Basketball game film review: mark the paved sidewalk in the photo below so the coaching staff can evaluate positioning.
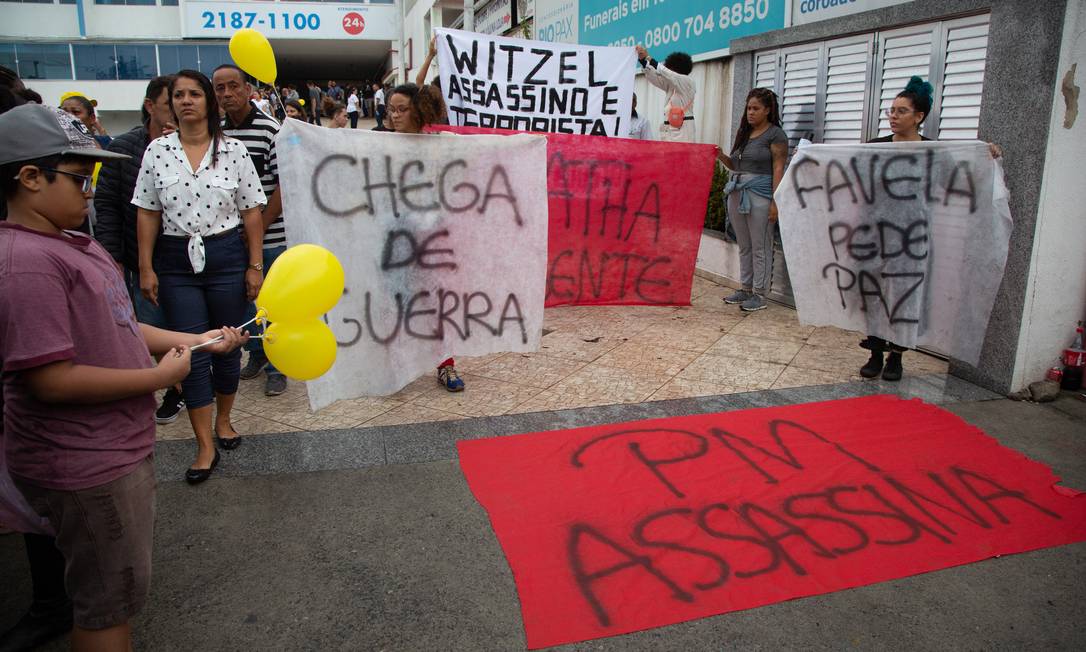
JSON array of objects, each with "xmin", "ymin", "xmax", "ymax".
[{"xmin": 154, "ymin": 275, "xmax": 948, "ymax": 441}]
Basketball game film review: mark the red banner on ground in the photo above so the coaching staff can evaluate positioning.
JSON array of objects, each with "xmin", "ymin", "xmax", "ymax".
[
  {"xmin": 434, "ymin": 126, "xmax": 717, "ymax": 307},
  {"xmin": 457, "ymin": 396, "xmax": 1086, "ymax": 649}
]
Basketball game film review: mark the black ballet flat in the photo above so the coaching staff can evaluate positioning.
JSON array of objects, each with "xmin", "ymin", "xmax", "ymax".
[
  {"xmin": 185, "ymin": 450, "xmax": 220, "ymax": 485},
  {"xmin": 215, "ymin": 427, "xmax": 242, "ymax": 450}
]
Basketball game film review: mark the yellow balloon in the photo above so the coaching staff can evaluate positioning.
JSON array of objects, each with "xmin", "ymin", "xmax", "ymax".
[
  {"xmin": 298, "ymin": 99, "xmax": 305, "ymax": 107},
  {"xmin": 263, "ymin": 320, "xmax": 337, "ymax": 381},
  {"xmin": 229, "ymin": 28, "xmax": 277, "ymax": 84},
  {"xmin": 256, "ymin": 244, "xmax": 345, "ymax": 323}
]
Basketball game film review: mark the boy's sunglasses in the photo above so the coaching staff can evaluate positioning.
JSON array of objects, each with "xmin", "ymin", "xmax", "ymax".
[{"xmin": 10, "ymin": 167, "xmax": 94, "ymax": 193}]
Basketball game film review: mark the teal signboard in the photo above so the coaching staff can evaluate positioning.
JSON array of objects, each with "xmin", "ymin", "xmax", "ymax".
[{"xmin": 579, "ymin": 0, "xmax": 787, "ymax": 58}]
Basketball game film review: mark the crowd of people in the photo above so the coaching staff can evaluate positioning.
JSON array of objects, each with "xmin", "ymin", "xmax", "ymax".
[{"xmin": 0, "ymin": 35, "xmax": 1006, "ymax": 650}]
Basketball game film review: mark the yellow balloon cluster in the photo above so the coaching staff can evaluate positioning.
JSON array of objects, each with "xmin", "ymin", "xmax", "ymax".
[
  {"xmin": 256, "ymin": 245, "xmax": 345, "ymax": 381},
  {"xmin": 229, "ymin": 28, "xmax": 277, "ymax": 84}
]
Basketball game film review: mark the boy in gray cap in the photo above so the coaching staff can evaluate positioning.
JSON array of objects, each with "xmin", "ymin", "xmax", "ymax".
[{"xmin": 0, "ymin": 104, "xmax": 248, "ymax": 651}]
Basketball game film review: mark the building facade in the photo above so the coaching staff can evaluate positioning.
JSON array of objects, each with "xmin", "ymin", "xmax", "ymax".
[
  {"xmin": 5, "ymin": 0, "xmax": 1082, "ymax": 394},
  {"xmin": 0, "ymin": 0, "xmax": 401, "ymax": 131}
]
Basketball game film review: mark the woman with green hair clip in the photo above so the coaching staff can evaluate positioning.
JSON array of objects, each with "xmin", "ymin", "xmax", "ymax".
[{"xmin": 858, "ymin": 76, "xmax": 1002, "ymax": 381}]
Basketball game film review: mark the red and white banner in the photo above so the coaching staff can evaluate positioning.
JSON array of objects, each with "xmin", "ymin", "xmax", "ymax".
[
  {"xmin": 435, "ymin": 126, "xmax": 717, "ymax": 307},
  {"xmin": 458, "ymin": 396, "xmax": 1086, "ymax": 648}
]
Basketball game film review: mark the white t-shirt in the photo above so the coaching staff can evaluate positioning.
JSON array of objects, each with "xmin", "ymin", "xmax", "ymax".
[
  {"xmin": 375, "ymin": 88, "xmax": 385, "ymax": 107},
  {"xmin": 629, "ymin": 115, "xmax": 654, "ymax": 140},
  {"xmin": 347, "ymin": 93, "xmax": 359, "ymax": 113}
]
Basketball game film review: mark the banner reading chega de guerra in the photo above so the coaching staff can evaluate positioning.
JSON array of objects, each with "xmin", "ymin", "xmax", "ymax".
[
  {"xmin": 435, "ymin": 27, "xmax": 636, "ymax": 137},
  {"xmin": 275, "ymin": 120, "xmax": 549, "ymax": 406}
]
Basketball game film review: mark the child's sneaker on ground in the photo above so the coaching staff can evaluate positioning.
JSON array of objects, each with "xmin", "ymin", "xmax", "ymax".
[{"xmin": 438, "ymin": 365, "xmax": 465, "ymax": 392}]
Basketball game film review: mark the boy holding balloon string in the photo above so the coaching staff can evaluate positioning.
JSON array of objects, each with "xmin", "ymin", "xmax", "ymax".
[{"xmin": 0, "ymin": 104, "xmax": 248, "ymax": 651}]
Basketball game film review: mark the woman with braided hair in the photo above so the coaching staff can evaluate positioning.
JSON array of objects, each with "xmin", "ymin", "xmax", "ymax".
[{"xmin": 717, "ymin": 87, "xmax": 788, "ymax": 313}]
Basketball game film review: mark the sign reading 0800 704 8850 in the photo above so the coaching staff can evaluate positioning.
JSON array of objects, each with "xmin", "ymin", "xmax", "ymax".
[{"xmin": 574, "ymin": 0, "xmax": 786, "ymax": 57}]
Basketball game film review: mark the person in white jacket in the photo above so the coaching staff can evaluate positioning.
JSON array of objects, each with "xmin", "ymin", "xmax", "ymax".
[{"xmin": 635, "ymin": 45, "xmax": 696, "ymax": 143}]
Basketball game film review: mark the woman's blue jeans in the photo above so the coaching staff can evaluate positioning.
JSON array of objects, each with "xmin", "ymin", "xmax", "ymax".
[{"xmin": 155, "ymin": 232, "xmax": 247, "ymax": 409}]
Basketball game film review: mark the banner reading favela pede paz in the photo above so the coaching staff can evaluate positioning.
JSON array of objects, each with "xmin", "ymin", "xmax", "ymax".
[
  {"xmin": 435, "ymin": 27, "xmax": 636, "ymax": 137},
  {"xmin": 775, "ymin": 141, "xmax": 1012, "ymax": 364},
  {"xmin": 275, "ymin": 120, "xmax": 549, "ymax": 407}
]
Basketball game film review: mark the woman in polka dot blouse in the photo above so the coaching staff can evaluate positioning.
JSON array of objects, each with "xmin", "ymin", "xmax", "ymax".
[{"xmin": 132, "ymin": 70, "xmax": 267, "ymax": 484}]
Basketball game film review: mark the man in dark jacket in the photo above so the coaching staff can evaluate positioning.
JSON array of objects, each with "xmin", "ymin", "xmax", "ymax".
[{"xmin": 92, "ymin": 74, "xmax": 186, "ymax": 424}]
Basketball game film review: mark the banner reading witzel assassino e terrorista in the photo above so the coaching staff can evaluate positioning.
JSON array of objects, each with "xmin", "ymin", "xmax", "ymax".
[{"xmin": 436, "ymin": 27, "xmax": 636, "ymax": 137}]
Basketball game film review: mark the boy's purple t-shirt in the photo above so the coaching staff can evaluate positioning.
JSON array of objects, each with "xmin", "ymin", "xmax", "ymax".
[{"xmin": 0, "ymin": 222, "xmax": 156, "ymax": 491}]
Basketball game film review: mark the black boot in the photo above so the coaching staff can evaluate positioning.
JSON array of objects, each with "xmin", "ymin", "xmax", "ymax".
[
  {"xmin": 860, "ymin": 349, "xmax": 884, "ymax": 378},
  {"xmin": 882, "ymin": 351, "xmax": 904, "ymax": 381}
]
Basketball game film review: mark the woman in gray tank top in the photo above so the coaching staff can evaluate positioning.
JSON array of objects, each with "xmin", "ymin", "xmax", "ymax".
[{"xmin": 716, "ymin": 88, "xmax": 789, "ymax": 312}]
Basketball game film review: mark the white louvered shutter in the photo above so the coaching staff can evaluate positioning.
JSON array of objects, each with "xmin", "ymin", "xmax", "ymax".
[
  {"xmin": 822, "ymin": 36, "xmax": 873, "ymax": 143},
  {"xmin": 874, "ymin": 24, "xmax": 937, "ymax": 138},
  {"xmin": 936, "ymin": 14, "xmax": 990, "ymax": 140},
  {"xmin": 754, "ymin": 50, "xmax": 779, "ymax": 92},
  {"xmin": 779, "ymin": 44, "xmax": 822, "ymax": 149}
]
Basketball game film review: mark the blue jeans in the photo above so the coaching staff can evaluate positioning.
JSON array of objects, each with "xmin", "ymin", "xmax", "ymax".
[
  {"xmin": 155, "ymin": 232, "xmax": 248, "ymax": 409},
  {"xmin": 124, "ymin": 268, "xmax": 167, "ymax": 328},
  {"xmin": 244, "ymin": 245, "xmax": 286, "ymax": 377}
]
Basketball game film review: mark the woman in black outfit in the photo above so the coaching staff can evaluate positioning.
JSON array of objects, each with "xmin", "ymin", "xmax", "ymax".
[{"xmin": 859, "ymin": 76, "xmax": 1001, "ymax": 381}]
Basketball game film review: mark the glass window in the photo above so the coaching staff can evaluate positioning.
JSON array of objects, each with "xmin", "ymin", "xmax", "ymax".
[
  {"xmin": 73, "ymin": 44, "xmax": 117, "ymax": 80},
  {"xmin": 197, "ymin": 44, "xmax": 231, "ymax": 77},
  {"xmin": 94, "ymin": 0, "xmax": 157, "ymax": 5},
  {"xmin": 157, "ymin": 44, "xmax": 198, "ymax": 75},
  {"xmin": 115, "ymin": 44, "xmax": 155, "ymax": 80},
  {"xmin": 17, "ymin": 43, "xmax": 72, "ymax": 80},
  {"xmin": 0, "ymin": 43, "xmax": 16, "ymax": 75},
  {"xmin": 94, "ymin": 0, "xmax": 127, "ymax": 4},
  {"xmin": 161, "ymin": 0, "xmax": 178, "ymax": 5},
  {"xmin": 60, "ymin": 0, "xmax": 77, "ymax": 4}
]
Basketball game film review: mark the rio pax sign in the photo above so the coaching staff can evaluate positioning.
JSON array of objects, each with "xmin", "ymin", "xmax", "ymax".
[
  {"xmin": 578, "ymin": 0, "xmax": 787, "ymax": 58},
  {"xmin": 179, "ymin": 1, "xmax": 400, "ymax": 40}
]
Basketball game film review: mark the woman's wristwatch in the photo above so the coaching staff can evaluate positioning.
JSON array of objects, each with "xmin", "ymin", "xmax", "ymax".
[{"xmin": 248, "ymin": 262, "xmax": 263, "ymax": 271}]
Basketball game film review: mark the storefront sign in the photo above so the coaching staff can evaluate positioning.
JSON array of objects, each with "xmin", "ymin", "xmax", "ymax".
[
  {"xmin": 536, "ymin": 0, "xmax": 579, "ymax": 44},
  {"xmin": 179, "ymin": 1, "xmax": 399, "ymax": 40},
  {"xmin": 791, "ymin": 0, "xmax": 915, "ymax": 26},
  {"xmin": 476, "ymin": 0, "xmax": 515, "ymax": 36},
  {"xmin": 579, "ymin": 0, "xmax": 787, "ymax": 59}
]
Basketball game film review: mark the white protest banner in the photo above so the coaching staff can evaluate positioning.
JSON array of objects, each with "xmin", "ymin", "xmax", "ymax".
[
  {"xmin": 274, "ymin": 120, "xmax": 549, "ymax": 408},
  {"xmin": 435, "ymin": 26, "xmax": 635, "ymax": 137},
  {"xmin": 775, "ymin": 141, "xmax": 1012, "ymax": 364}
]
